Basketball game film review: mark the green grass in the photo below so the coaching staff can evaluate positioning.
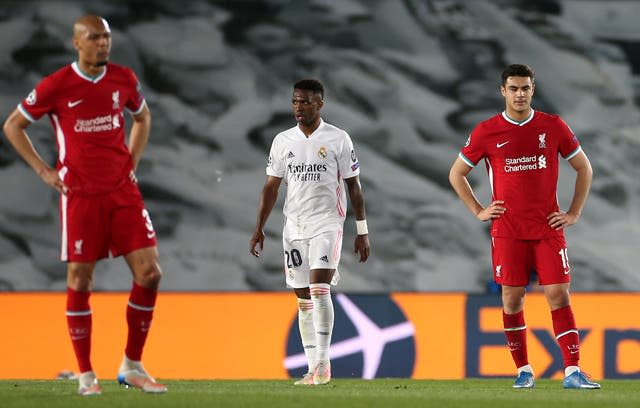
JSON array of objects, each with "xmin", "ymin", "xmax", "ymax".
[{"xmin": 1, "ymin": 379, "xmax": 639, "ymax": 408}]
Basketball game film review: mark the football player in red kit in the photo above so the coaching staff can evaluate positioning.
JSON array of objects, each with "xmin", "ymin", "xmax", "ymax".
[
  {"xmin": 449, "ymin": 64, "xmax": 599, "ymax": 389},
  {"xmin": 3, "ymin": 15, "xmax": 167, "ymax": 395}
]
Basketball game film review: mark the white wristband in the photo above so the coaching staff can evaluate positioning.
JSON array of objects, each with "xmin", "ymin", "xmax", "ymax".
[{"xmin": 356, "ymin": 219, "xmax": 368, "ymax": 235}]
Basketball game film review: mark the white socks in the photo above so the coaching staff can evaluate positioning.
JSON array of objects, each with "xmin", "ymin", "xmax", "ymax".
[
  {"xmin": 297, "ymin": 298, "xmax": 316, "ymax": 373},
  {"xmin": 309, "ymin": 283, "xmax": 333, "ymax": 363},
  {"xmin": 565, "ymin": 365, "xmax": 580, "ymax": 377},
  {"xmin": 517, "ymin": 364, "xmax": 534, "ymax": 375}
]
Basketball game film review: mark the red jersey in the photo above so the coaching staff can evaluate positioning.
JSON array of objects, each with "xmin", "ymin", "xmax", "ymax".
[
  {"xmin": 460, "ymin": 110, "xmax": 581, "ymax": 239},
  {"xmin": 18, "ymin": 62, "xmax": 145, "ymax": 195}
]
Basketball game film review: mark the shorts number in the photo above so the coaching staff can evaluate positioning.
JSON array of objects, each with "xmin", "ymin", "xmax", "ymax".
[
  {"xmin": 558, "ymin": 248, "xmax": 570, "ymax": 269},
  {"xmin": 285, "ymin": 249, "xmax": 302, "ymax": 268}
]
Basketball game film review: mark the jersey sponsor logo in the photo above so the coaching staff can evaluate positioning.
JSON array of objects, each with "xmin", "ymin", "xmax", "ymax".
[
  {"xmin": 504, "ymin": 155, "xmax": 546, "ymax": 172},
  {"xmin": 318, "ymin": 147, "xmax": 327, "ymax": 159},
  {"xmin": 67, "ymin": 99, "xmax": 83, "ymax": 108},
  {"xmin": 538, "ymin": 133, "xmax": 546, "ymax": 148},
  {"xmin": 285, "ymin": 294, "xmax": 415, "ymax": 379},
  {"xmin": 26, "ymin": 89, "xmax": 36, "ymax": 105},
  {"xmin": 537, "ymin": 155, "xmax": 546, "ymax": 169},
  {"xmin": 73, "ymin": 114, "xmax": 121, "ymax": 133},
  {"xmin": 496, "ymin": 141, "xmax": 509, "ymax": 148},
  {"xmin": 287, "ymin": 162, "xmax": 328, "ymax": 182},
  {"xmin": 112, "ymin": 91, "xmax": 120, "ymax": 109}
]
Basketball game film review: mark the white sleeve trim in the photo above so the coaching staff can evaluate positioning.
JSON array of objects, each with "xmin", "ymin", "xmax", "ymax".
[
  {"xmin": 17, "ymin": 104, "xmax": 35, "ymax": 122},
  {"xmin": 459, "ymin": 152, "xmax": 476, "ymax": 167},
  {"xmin": 564, "ymin": 145, "xmax": 582, "ymax": 160}
]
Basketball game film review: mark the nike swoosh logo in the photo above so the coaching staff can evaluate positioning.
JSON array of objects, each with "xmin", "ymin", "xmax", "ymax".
[
  {"xmin": 570, "ymin": 350, "xmax": 579, "ymax": 354},
  {"xmin": 497, "ymin": 141, "xmax": 510, "ymax": 148},
  {"xmin": 564, "ymin": 269, "xmax": 571, "ymax": 275},
  {"xmin": 67, "ymin": 100, "xmax": 83, "ymax": 108}
]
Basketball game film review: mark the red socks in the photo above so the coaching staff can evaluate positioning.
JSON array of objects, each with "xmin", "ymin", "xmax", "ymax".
[
  {"xmin": 552, "ymin": 305, "xmax": 580, "ymax": 367},
  {"xmin": 503, "ymin": 310, "xmax": 529, "ymax": 369},
  {"xmin": 125, "ymin": 282, "xmax": 158, "ymax": 361},
  {"xmin": 66, "ymin": 287, "xmax": 93, "ymax": 373}
]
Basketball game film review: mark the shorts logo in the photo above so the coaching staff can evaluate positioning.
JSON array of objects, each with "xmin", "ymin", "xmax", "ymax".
[
  {"xmin": 495, "ymin": 265, "xmax": 502, "ymax": 278},
  {"xmin": 142, "ymin": 209, "xmax": 156, "ymax": 239},
  {"xmin": 74, "ymin": 240, "xmax": 83, "ymax": 255},
  {"xmin": 320, "ymin": 255, "xmax": 329, "ymax": 263},
  {"xmin": 112, "ymin": 91, "xmax": 120, "ymax": 109},
  {"xmin": 318, "ymin": 147, "xmax": 327, "ymax": 159},
  {"xmin": 538, "ymin": 133, "xmax": 546, "ymax": 148},
  {"xmin": 26, "ymin": 89, "xmax": 36, "ymax": 105}
]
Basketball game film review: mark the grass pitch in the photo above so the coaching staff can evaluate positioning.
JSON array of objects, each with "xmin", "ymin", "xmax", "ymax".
[{"xmin": 1, "ymin": 379, "xmax": 639, "ymax": 408}]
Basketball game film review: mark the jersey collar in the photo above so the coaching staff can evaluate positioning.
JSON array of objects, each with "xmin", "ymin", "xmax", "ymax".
[
  {"xmin": 71, "ymin": 61, "xmax": 107, "ymax": 83},
  {"xmin": 502, "ymin": 109, "xmax": 535, "ymax": 126},
  {"xmin": 296, "ymin": 118, "xmax": 325, "ymax": 138}
]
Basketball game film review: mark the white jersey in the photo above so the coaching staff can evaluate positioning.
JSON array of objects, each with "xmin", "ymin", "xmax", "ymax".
[{"xmin": 267, "ymin": 119, "xmax": 360, "ymax": 240}]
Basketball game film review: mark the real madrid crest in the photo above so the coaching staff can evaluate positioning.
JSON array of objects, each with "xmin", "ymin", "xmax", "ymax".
[{"xmin": 318, "ymin": 146, "xmax": 327, "ymax": 159}]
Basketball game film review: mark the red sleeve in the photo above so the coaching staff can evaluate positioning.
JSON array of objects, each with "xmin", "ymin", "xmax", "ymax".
[
  {"xmin": 555, "ymin": 117, "xmax": 581, "ymax": 159},
  {"xmin": 124, "ymin": 68, "xmax": 145, "ymax": 114},
  {"xmin": 18, "ymin": 76, "xmax": 57, "ymax": 122},
  {"xmin": 459, "ymin": 124, "xmax": 486, "ymax": 167}
]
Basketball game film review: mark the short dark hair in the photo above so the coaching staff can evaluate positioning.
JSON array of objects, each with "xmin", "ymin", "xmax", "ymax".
[
  {"xmin": 501, "ymin": 64, "xmax": 535, "ymax": 85},
  {"xmin": 294, "ymin": 79, "xmax": 324, "ymax": 99}
]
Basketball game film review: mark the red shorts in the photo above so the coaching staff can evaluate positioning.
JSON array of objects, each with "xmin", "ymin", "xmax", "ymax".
[
  {"xmin": 491, "ymin": 236, "xmax": 571, "ymax": 286},
  {"xmin": 60, "ymin": 180, "xmax": 157, "ymax": 262}
]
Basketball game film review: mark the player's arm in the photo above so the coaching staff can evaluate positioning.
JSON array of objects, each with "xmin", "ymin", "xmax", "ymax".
[
  {"xmin": 344, "ymin": 175, "xmax": 370, "ymax": 263},
  {"xmin": 547, "ymin": 150, "xmax": 593, "ymax": 230},
  {"xmin": 128, "ymin": 103, "xmax": 151, "ymax": 176},
  {"xmin": 3, "ymin": 108, "xmax": 67, "ymax": 193},
  {"xmin": 448, "ymin": 156, "xmax": 505, "ymax": 222},
  {"xmin": 250, "ymin": 175, "xmax": 282, "ymax": 257}
]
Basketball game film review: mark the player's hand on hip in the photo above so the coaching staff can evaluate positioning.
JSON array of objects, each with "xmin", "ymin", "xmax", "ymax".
[
  {"xmin": 249, "ymin": 230, "xmax": 265, "ymax": 257},
  {"xmin": 547, "ymin": 211, "xmax": 577, "ymax": 230},
  {"xmin": 477, "ymin": 200, "xmax": 505, "ymax": 222},
  {"xmin": 354, "ymin": 235, "xmax": 370, "ymax": 263},
  {"xmin": 39, "ymin": 167, "xmax": 68, "ymax": 194}
]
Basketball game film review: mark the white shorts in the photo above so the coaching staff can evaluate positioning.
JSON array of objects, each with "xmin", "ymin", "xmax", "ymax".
[{"xmin": 282, "ymin": 230, "xmax": 343, "ymax": 289}]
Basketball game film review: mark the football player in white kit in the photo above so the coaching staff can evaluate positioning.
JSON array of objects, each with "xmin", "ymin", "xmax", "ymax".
[{"xmin": 250, "ymin": 79, "xmax": 370, "ymax": 385}]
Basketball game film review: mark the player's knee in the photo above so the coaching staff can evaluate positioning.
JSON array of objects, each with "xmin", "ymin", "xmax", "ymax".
[
  {"xmin": 135, "ymin": 261, "xmax": 163, "ymax": 289},
  {"xmin": 67, "ymin": 264, "xmax": 94, "ymax": 291}
]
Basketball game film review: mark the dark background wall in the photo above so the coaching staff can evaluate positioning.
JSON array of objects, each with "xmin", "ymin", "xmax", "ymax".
[{"xmin": 1, "ymin": 0, "xmax": 639, "ymax": 292}]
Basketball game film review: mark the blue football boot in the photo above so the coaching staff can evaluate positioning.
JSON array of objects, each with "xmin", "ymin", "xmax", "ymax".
[
  {"xmin": 563, "ymin": 371, "xmax": 601, "ymax": 389},
  {"xmin": 513, "ymin": 371, "xmax": 535, "ymax": 388}
]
